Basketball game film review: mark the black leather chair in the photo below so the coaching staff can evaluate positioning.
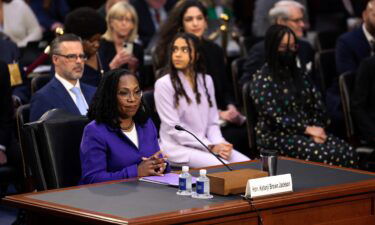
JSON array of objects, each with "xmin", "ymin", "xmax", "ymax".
[
  {"xmin": 15, "ymin": 104, "xmax": 31, "ymax": 190},
  {"xmin": 242, "ymin": 81, "xmax": 259, "ymax": 159},
  {"xmin": 231, "ymin": 57, "xmax": 246, "ymax": 106},
  {"xmin": 142, "ymin": 90, "xmax": 161, "ymax": 133},
  {"xmin": 315, "ymin": 49, "xmax": 337, "ymax": 97},
  {"xmin": 31, "ymin": 73, "xmax": 51, "ymax": 94},
  {"xmin": 314, "ymin": 31, "xmax": 342, "ymax": 52},
  {"xmin": 338, "ymin": 72, "xmax": 356, "ymax": 142},
  {"xmin": 339, "ymin": 72, "xmax": 375, "ymax": 145},
  {"xmin": 339, "ymin": 72, "xmax": 374, "ymax": 170},
  {"xmin": 24, "ymin": 109, "xmax": 89, "ymax": 190}
]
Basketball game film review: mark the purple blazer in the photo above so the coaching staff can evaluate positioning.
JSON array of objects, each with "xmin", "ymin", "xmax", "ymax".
[{"xmin": 80, "ymin": 118, "xmax": 169, "ymax": 184}]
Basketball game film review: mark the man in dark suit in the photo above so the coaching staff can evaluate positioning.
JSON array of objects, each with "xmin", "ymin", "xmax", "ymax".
[
  {"xmin": 326, "ymin": 0, "xmax": 375, "ymax": 137},
  {"xmin": 336, "ymin": 0, "xmax": 375, "ymax": 75},
  {"xmin": 0, "ymin": 61, "xmax": 14, "ymax": 165},
  {"xmin": 30, "ymin": 34, "xmax": 96, "ymax": 122},
  {"xmin": 130, "ymin": 0, "xmax": 177, "ymax": 48},
  {"xmin": 240, "ymin": 0, "xmax": 314, "ymax": 87}
]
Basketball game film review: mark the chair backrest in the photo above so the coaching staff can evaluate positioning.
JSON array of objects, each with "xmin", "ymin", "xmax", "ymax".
[
  {"xmin": 31, "ymin": 73, "xmax": 51, "ymax": 94},
  {"xmin": 15, "ymin": 104, "xmax": 30, "ymax": 184},
  {"xmin": 142, "ymin": 90, "xmax": 161, "ymax": 133},
  {"xmin": 25, "ymin": 109, "xmax": 88, "ymax": 190},
  {"xmin": 314, "ymin": 31, "xmax": 342, "ymax": 52},
  {"xmin": 242, "ymin": 81, "xmax": 259, "ymax": 158},
  {"xmin": 338, "ymin": 71, "xmax": 356, "ymax": 141},
  {"xmin": 315, "ymin": 49, "xmax": 337, "ymax": 96},
  {"xmin": 231, "ymin": 57, "xmax": 246, "ymax": 106}
]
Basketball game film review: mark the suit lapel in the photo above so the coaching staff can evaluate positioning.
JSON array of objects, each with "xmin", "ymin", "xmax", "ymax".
[
  {"xmin": 135, "ymin": 123, "xmax": 143, "ymax": 152},
  {"xmin": 51, "ymin": 78, "xmax": 80, "ymax": 115},
  {"xmin": 81, "ymin": 84, "xmax": 94, "ymax": 104}
]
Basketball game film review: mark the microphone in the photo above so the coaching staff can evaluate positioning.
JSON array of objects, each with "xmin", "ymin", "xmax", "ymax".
[{"xmin": 174, "ymin": 125, "xmax": 233, "ymax": 171}]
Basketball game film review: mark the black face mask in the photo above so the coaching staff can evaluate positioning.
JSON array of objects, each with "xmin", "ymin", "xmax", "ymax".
[{"xmin": 278, "ymin": 50, "xmax": 297, "ymax": 68}]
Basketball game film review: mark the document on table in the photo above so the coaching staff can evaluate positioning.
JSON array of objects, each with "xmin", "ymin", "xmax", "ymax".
[{"xmin": 140, "ymin": 173, "xmax": 197, "ymax": 186}]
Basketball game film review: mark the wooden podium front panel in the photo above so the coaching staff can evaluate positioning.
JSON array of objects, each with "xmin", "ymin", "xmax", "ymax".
[{"xmin": 265, "ymin": 194, "xmax": 375, "ymax": 225}]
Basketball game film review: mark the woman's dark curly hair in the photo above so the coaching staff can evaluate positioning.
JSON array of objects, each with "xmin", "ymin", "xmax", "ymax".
[
  {"xmin": 164, "ymin": 32, "xmax": 212, "ymax": 108},
  {"xmin": 87, "ymin": 68, "xmax": 148, "ymax": 128},
  {"xmin": 154, "ymin": 0, "xmax": 207, "ymax": 73}
]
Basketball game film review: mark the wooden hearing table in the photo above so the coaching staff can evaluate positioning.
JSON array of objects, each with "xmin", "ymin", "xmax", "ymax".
[{"xmin": 2, "ymin": 157, "xmax": 375, "ymax": 225}]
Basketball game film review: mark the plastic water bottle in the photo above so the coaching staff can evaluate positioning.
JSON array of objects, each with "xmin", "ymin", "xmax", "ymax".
[
  {"xmin": 177, "ymin": 166, "xmax": 192, "ymax": 195},
  {"xmin": 192, "ymin": 169, "xmax": 213, "ymax": 199}
]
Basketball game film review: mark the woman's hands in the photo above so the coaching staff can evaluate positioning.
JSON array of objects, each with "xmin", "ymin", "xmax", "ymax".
[
  {"xmin": 219, "ymin": 104, "xmax": 246, "ymax": 125},
  {"xmin": 210, "ymin": 143, "xmax": 233, "ymax": 160},
  {"xmin": 305, "ymin": 126, "xmax": 327, "ymax": 144},
  {"xmin": 138, "ymin": 150, "xmax": 167, "ymax": 177},
  {"xmin": 109, "ymin": 50, "xmax": 139, "ymax": 71}
]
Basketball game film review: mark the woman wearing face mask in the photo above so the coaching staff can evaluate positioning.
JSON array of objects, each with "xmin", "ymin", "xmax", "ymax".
[
  {"xmin": 154, "ymin": 0, "xmax": 249, "ymax": 157},
  {"xmin": 250, "ymin": 24, "xmax": 359, "ymax": 168}
]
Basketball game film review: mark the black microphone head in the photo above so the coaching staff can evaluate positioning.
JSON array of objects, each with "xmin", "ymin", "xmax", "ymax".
[{"xmin": 175, "ymin": 125, "xmax": 184, "ymax": 131}]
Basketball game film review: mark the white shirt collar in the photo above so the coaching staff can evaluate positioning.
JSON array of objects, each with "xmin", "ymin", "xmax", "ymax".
[
  {"xmin": 362, "ymin": 23, "xmax": 374, "ymax": 44},
  {"xmin": 55, "ymin": 73, "xmax": 81, "ymax": 91}
]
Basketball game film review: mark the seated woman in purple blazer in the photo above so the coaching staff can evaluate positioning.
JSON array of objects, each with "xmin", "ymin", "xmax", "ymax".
[{"xmin": 80, "ymin": 68, "xmax": 169, "ymax": 184}]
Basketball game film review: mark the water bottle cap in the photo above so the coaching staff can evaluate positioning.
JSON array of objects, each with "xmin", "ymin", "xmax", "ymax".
[
  {"xmin": 182, "ymin": 166, "xmax": 189, "ymax": 172},
  {"xmin": 200, "ymin": 169, "xmax": 206, "ymax": 175}
]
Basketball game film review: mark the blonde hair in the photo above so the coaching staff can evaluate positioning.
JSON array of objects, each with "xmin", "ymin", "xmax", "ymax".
[{"xmin": 102, "ymin": 1, "xmax": 138, "ymax": 42}]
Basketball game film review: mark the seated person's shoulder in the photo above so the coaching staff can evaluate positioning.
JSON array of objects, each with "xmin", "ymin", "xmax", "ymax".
[
  {"xmin": 155, "ymin": 74, "xmax": 173, "ymax": 88},
  {"xmin": 81, "ymin": 82, "xmax": 96, "ymax": 92},
  {"xmin": 337, "ymin": 27, "xmax": 362, "ymax": 44},
  {"xmin": 84, "ymin": 121, "xmax": 110, "ymax": 135}
]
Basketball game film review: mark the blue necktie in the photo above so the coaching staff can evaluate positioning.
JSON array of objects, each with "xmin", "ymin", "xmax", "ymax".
[{"xmin": 70, "ymin": 87, "xmax": 87, "ymax": 115}]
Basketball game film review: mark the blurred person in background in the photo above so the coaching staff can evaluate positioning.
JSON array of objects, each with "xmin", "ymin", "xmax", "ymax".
[
  {"xmin": 130, "ymin": 0, "xmax": 177, "ymax": 48},
  {"xmin": 29, "ymin": 0, "xmax": 70, "ymax": 38},
  {"xmin": 99, "ymin": 2, "xmax": 144, "ymax": 76},
  {"xmin": 0, "ymin": 0, "xmax": 42, "ymax": 47},
  {"xmin": 64, "ymin": 7, "xmax": 107, "ymax": 87}
]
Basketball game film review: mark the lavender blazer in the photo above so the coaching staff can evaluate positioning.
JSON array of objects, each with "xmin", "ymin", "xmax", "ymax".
[
  {"xmin": 154, "ymin": 72, "xmax": 226, "ymax": 164},
  {"xmin": 80, "ymin": 118, "xmax": 169, "ymax": 184}
]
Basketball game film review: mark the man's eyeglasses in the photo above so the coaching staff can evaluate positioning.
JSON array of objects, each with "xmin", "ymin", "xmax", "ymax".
[
  {"xmin": 117, "ymin": 90, "xmax": 143, "ymax": 100},
  {"xmin": 55, "ymin": 53, "xmax": 87, "ymax": 61},
  {"xmin": 286, "ymin": 17, "xmax": 304, "ymax": 24}
]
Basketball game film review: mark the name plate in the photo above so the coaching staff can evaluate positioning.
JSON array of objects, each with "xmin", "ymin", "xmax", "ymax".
[{"xmin": 245, "ymin": 174, "xmax": 293, "ymax": 198}]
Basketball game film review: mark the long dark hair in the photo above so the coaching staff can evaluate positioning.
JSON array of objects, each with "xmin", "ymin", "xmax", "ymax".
[
  {"xmin": 264, "ymin": 24, "xmax": 303, "ymax": 96},
  {"xmin": 164, "ymin": 32, "xmax": 212, "ymax": 108},
  {"xmin": 154, "ymin": 0, "xmax": 208, "ymax": 73},
  {"xmin": 88, "ymin": 69, "xmax": 148, "ymax": 128}
]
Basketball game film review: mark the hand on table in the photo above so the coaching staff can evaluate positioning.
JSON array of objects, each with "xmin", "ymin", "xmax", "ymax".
[{"xmin": 138, "ymin": 150, "xmax": 168, "ymax": 177}]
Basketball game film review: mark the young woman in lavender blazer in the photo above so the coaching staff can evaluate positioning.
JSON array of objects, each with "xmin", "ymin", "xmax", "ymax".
[{"xmin": 154, "ymin": 33, "xmax": 249, "ymax": 168}]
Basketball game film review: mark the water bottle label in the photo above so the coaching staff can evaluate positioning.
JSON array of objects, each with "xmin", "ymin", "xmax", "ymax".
[
  {"xmin": 196, "ymin": 181, "xmax": 204, "ymax": 194},
  {"xmin": 179, "ymin": 178, "xmax": 187, "ymax": 191}
]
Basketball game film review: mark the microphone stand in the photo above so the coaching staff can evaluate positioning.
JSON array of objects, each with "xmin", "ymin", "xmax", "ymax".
[{"xmin": 175, "ymin": 125, "xmax": 233, "ymax": 171}]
